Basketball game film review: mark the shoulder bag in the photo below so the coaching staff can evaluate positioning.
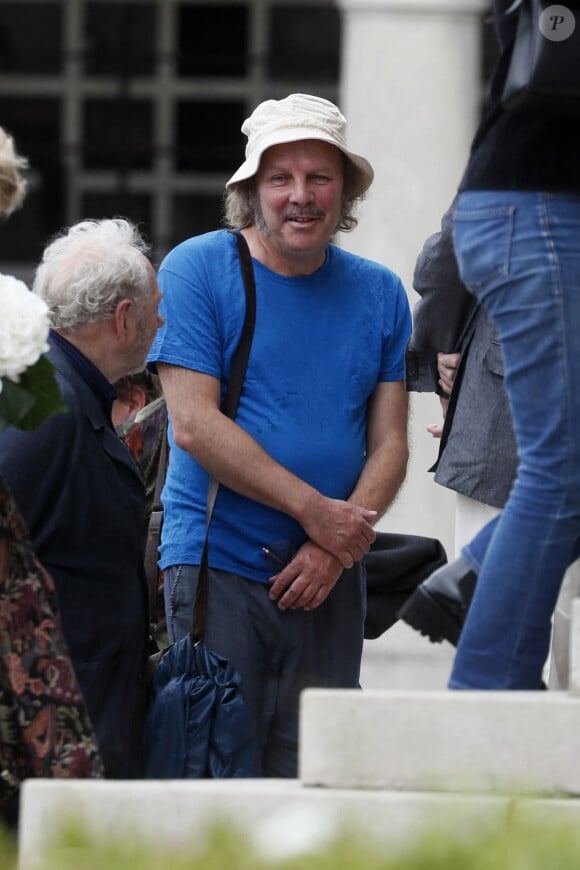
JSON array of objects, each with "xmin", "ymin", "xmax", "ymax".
[{"xmin": 144, "ymin": 230, "xmax": 257, "ymax": 779}]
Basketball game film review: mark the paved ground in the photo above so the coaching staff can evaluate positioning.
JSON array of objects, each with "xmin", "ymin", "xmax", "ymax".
[{"xmin": 360, "ymin": 620, "xmax": 455, "ymax": 690}]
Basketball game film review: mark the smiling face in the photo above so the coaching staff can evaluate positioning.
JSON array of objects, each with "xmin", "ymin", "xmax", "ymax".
[{"xmin": 252, "ymin": 139, "xmax": 345, "ymax": 276}]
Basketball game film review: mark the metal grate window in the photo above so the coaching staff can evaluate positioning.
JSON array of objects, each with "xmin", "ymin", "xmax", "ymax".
[{"xmin": 0, "ymin": 0, "xmax": 341, "ymax": 276}]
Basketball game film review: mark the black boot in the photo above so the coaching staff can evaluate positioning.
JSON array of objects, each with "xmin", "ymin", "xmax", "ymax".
[{"xmin": 397, "ymin": 556, "xmax": 477, "ymax": 646}]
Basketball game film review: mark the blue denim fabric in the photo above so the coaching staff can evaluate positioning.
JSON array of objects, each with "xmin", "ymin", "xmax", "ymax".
[{"xmin": 450, "ymin": 191, "xmax": 580, "ymax": 689}]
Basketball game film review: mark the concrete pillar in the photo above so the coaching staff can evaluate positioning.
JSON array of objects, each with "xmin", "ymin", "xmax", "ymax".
[{"xmin": 338, "ymin": 0, "xmax": 489, "ymax": 554}]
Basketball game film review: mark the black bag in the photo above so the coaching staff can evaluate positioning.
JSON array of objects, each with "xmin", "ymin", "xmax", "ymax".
[
  {"xmin": 364, "ymin": 532, "xmax": 447, "ymax": 639},
  {"xmin": 502, "ymin": 0, "xmax": 580, "ymax": 112}
]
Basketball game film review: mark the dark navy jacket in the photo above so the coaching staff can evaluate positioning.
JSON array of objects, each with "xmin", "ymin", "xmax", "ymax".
[{"xmin": 0, "ymin": 336, "xmax": 148, "ymax": 778}]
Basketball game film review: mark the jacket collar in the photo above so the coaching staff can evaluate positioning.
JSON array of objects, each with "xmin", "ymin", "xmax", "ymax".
[{"xmin": 47, "ymin": 334, "xmax": 142, "ymax": 481}]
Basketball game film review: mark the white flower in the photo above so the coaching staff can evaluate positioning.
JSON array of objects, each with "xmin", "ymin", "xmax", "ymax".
[{"xmin": 0, "ymin": 273, "xmax": 50, "ymax": 394}]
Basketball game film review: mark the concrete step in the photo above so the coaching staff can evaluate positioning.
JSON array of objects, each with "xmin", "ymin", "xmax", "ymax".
[
  {"xmin": 299, "ymin": 689, "xmax": 580, "ymax": 794},
  {"xmin": 18, "ymin": 778, "xmax": 580, "ymax": 869},
  {"xmin": 568, "ymin": 598, "xmax": 580, "ymax": 693}
]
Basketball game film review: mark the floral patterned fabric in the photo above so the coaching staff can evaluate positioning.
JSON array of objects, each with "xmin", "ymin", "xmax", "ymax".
[
  {"xmin": 118, "ymin": 396, "xmax": 167, "ymax": 524},
  {"xmin": 0, "ymin": 472, "xmax": 104, "ymax": 817},
  {"xmin": 118, "ymin": 396, "xmax": 168, "ymax": 634}
]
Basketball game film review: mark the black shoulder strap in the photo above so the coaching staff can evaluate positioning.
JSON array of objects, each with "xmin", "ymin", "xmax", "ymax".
[
  {"xmin": 221, "ymin": 231, "xmax": 256, "ymax": 420},
  {"xmin": 191, "ymin": 230, "xmax": 257, "ymax": 640},
  {"xmin": 429, "ymin": 309, "xmax": 479, "ymax": 473}
]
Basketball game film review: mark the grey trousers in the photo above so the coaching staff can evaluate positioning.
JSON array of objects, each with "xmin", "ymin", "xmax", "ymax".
[{"xmin": 163, "ymin": 562, "xmax": 365, "ymax": 778}]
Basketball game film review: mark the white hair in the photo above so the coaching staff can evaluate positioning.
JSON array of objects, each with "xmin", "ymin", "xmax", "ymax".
[
  {"xmin": 0, "ymin": 126, "xmax": 28, "ymax": 217},
  {"xmin": 33, "ymin": 218, "xmax": 152, "ymax": 331}
]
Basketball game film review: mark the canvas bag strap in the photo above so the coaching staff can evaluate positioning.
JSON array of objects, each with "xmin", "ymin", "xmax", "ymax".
[{"xmin": 191, "ymin": 230, "xmax": 257, "ymax": 641}]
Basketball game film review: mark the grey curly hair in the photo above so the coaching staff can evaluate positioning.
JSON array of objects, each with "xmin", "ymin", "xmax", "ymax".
[
  {"xmin": 33, "ymin": 218, "xmax": 152, "ymax": 332},
  {"xmin": 0, "ymin": 127, "xmax": 28, "ymax": 217}
]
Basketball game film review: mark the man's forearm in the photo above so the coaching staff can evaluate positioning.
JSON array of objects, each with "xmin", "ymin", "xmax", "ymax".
[
  {"xmin": 347, "ymin": 440, "xmax": 408, "ymax": 521},
  {"xmin": 349, "ymin": 380, "xmax": 409, "ymax": 520}
]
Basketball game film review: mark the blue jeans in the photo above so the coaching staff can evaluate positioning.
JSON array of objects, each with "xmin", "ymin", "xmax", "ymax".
[{"xmin": 450, "ymin": 191, "xmax": 580, "ymax": 689}]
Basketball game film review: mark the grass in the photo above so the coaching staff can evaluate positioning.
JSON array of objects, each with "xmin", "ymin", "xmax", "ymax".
[{"xmin": 6, "ymin": 807, "xmax": 580, "ymax": 870}]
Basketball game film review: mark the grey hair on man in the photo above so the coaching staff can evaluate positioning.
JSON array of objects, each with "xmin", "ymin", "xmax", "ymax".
[
  {"xmin": 33, "ymin": 218, "xmax": 152, "ymax": 332},
  {"xmin": 0, "ymin": 126, "xmax": 28, "ymax": 217}
]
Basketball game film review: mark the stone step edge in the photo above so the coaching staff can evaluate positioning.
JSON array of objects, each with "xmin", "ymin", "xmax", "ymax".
[
  {"xmin": 18, "ymin": 778, "xmax": 580, "ymax": 870},
  {"xmin": 299, "ymin": 689, "xmax": 580, "ymax": 794}
]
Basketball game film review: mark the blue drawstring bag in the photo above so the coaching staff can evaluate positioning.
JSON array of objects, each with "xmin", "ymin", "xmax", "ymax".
[{"xmin": 144, "ymin": 636, "xmax": 256, "ymax": 779}]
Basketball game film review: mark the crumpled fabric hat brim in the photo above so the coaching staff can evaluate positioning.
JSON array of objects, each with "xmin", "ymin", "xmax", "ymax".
[{"xmin": 225, "ymin": 94, "xmax": 374, "ymax": 198}]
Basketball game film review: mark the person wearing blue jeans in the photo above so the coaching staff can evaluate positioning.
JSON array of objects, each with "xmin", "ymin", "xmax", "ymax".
[
  {"xmin": 400, "ymin": 191, "xmax": 580, "ymax": 688},
  {"xmin": 451, "ymin": 192, "xmax": 580, "ymax": 688},
  {"xmin": 416, "ymin": 0, "xmax": 580, "ymax": 689}
]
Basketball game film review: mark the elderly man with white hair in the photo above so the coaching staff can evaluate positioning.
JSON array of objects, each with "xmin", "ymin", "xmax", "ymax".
[
  {"xmin": 149, "ymin": 93, "xmax": 412, "ymax": 777},
  {"xmin": 0, "ymin": 218, "xmax": 163, "ymax": 779}
]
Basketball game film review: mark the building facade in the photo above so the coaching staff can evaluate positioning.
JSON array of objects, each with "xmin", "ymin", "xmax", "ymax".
[
  {"xmin": 1, "ymin": 0, "xmax": 494, "ymax": 558},
  {"xmin": 0, "ymin": 0, "xmax": 343, "ymax": 276}
]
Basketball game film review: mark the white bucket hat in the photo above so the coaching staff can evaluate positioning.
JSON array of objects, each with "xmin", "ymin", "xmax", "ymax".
[{"xmin": 225, "ymin": 93, "xmax": 374, "ymax": 198}]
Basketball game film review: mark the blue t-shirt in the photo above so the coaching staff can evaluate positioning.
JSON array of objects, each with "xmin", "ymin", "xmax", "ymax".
[{"xmin": 148, "ymin": 230, "xmax": 411, "ymax": 583}]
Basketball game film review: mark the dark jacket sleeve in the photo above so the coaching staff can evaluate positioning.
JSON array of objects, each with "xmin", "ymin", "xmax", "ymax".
[
  {"xmin": 405, "ymin": 195, "xmax": 479, "ymax": 394},
  {"xmin": 0, "ymin": 409, "xmax": 76, "ymax": 548}
]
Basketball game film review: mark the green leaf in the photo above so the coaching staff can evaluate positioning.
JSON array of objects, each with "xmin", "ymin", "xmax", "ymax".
[{"xmin": 0, "ymin": 356, "xmax": 66, "ymax": 431}]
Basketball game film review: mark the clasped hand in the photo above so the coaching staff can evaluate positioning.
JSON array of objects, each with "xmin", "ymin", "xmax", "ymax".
[
  {"xmin": 268, "ymin": 495, "xmax": 377, "ymax": 611},
  {"xmin": 302, "ymin": 495, "xmax": 376, "ymax": 569},
  {"xmin": 268, "ymin": 540, "xmax": 344, "ymax": 611}
]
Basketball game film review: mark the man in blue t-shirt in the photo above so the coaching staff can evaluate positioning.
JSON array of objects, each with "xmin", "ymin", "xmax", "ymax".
[{"xmin": 148, "ymin": 93, "xmax": 411, "ymax": 777}]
